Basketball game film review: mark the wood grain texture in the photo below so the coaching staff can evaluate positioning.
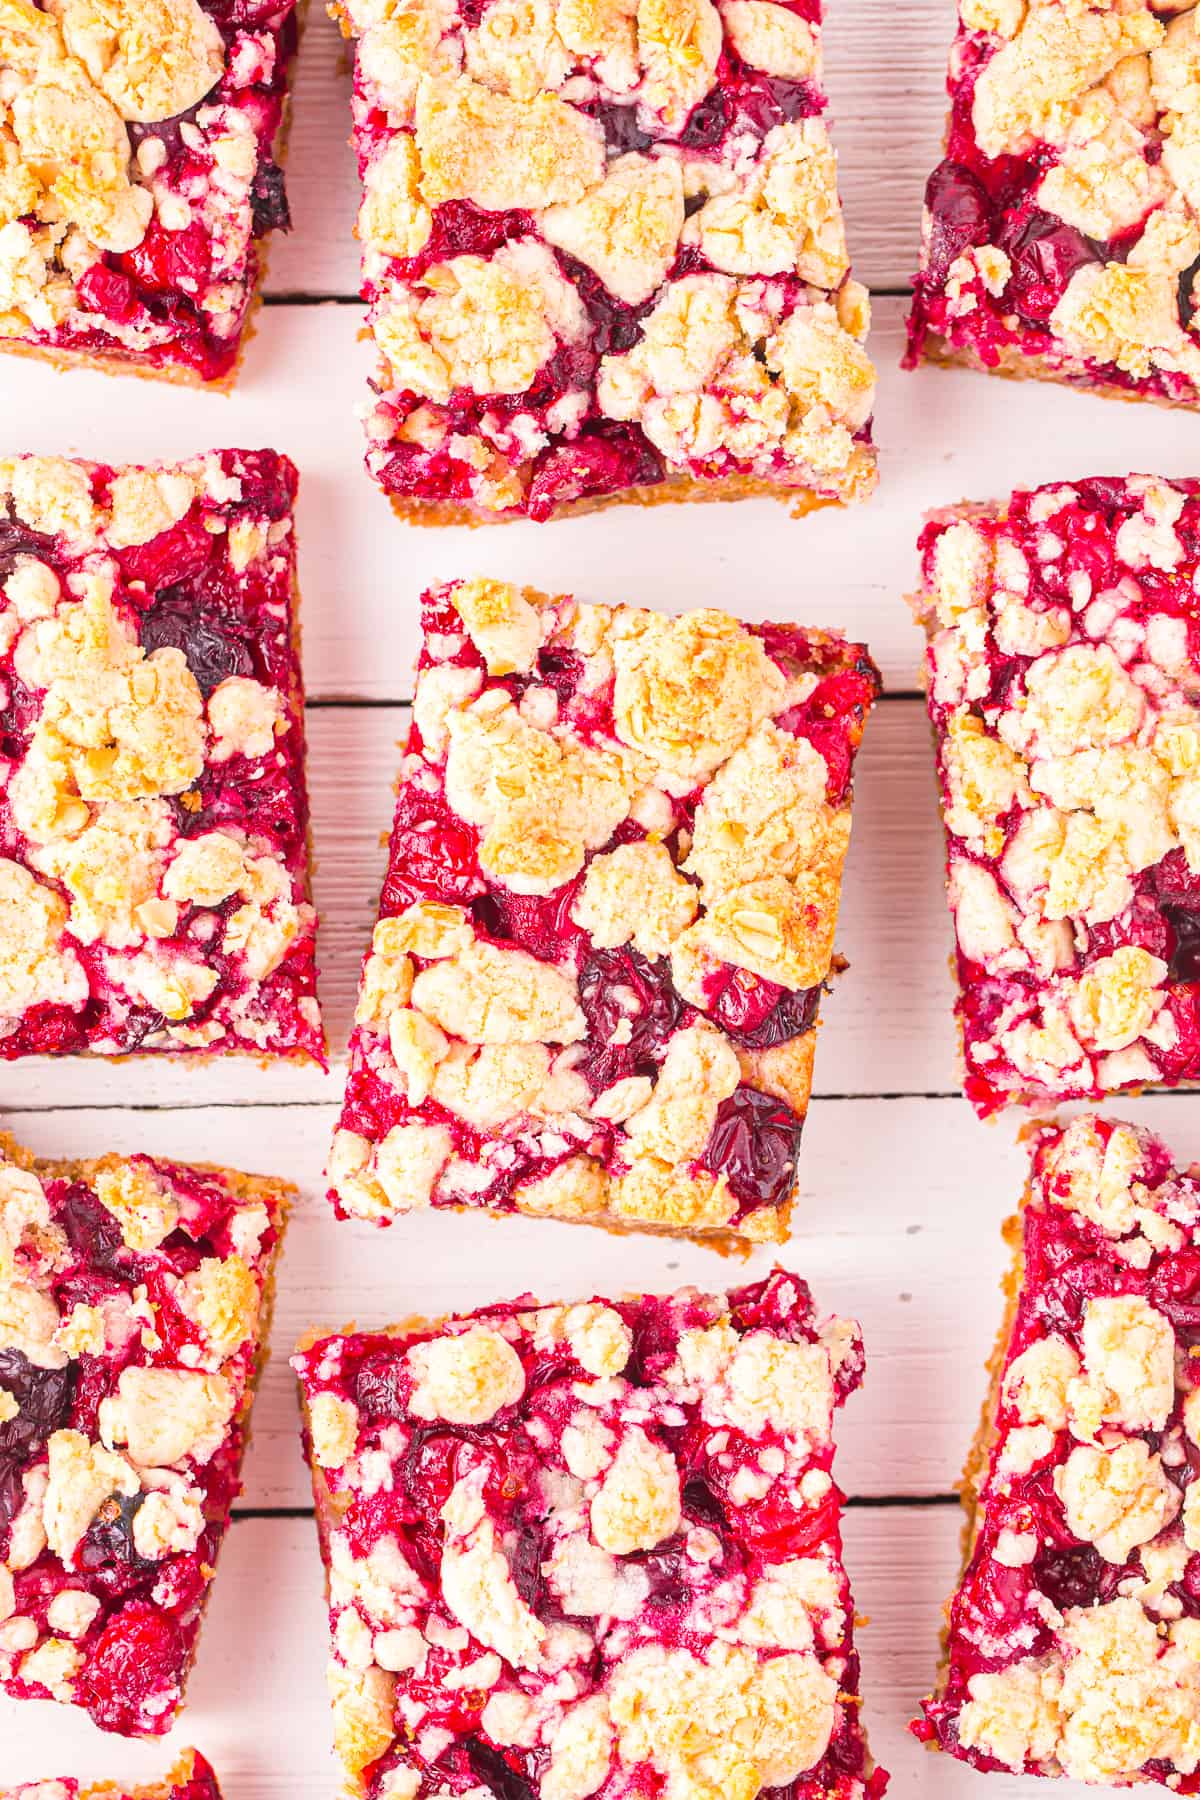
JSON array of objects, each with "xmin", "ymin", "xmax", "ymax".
[{"xmin": 3, "ymin": 6, "xmax": 1198, "ymax": 1793}]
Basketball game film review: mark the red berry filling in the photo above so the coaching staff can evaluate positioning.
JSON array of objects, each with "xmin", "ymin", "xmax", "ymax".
[
  {"xmin": 0, "ymin": 451, "xmax": 321, "ymax": 1063},
  {"xmin": 915, "ymin": 1118, "xmax": 1200, "ymax": 1786},
  {"xmin": 0, "ymin": 1139, "xmax": 287, "ymax": 1736},
  {"xmin": 331, "ymin": 585, "xmax": 878, "ymax": 1236},
  {"xmin": 295, "ymin": 1270, "xmax": 885, "ymax": 1800},
  {"xmin": 919, "ymin": 476, "xmax": 1200, "ymax": 1112},
  {"xmin": 9, "ymin": 1, "xmax": 299, "ymax": 383}
]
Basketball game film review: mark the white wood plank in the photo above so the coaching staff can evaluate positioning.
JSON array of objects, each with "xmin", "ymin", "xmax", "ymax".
[
  {"xmin": 8, "ymin": 301, "xmax": 1200, "ymax": 708},
  {"xmin": 0, "ymin": 700, "xmax": 962, "ymax": 1109},
  {"xmin": 263, "ymin": 1, "xmax": 949, "ymax": 298},
  {"xmin": 0, "ymin": 1506, "xmax": 1109, "ymax": 1800},
  {"xmin": 12, "ymin": 1089, "xmax": 1200, "ymax": 1509}
]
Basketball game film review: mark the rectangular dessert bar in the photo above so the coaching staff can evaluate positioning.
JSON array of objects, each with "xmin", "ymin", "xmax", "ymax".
[
  {"xmin": 915, "ymin": 1114, "xmax": 1200, "ymax": 1786},
  {"xmin": 335, "ymin": 0, "xmax": 878, "ymax": 522},
  {"xmin": 328, "ymin": 577, "xmax": 878, "ymax": 1243},
  {"xmin": 916, "ymin": 474, "xmax": 1200, "ymax": 1115},
  {"xmin": 4, "ymin": 1750, "xmax": 222, "ymax": 1800},
  {"xmin": 0, "ymin": 449, "xmax": 323, "ymax": 1062},
  {"xmin": 0, "ymin": 1130, "xmax": 291, "ymax": 1735},
  {"xmin": 0, "ymin": 0, "xmax": 299, "ymax": 388},
  {"xmin": 293, "ymin": 1267, "xmax": 887, "ymax": 1800},
  {"xmin": 906, "ymin": 0, "xmax": 1200, "ymax": 405}
]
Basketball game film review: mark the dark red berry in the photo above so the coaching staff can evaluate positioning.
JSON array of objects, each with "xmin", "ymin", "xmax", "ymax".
[
  {"xmin": 78, "ymin": 1601, "xmax": 186, "ymax": 1735},
  {"xmin": 583, "ymin": 101, "xmax": 655, "ymax": 153},
  {"xmin": 117, "ymin": 514, "xmax": 213, "ymax": 590},
  {"xmin": 576, "ymin": 946, "xmax": 682, "ymax": 1088},
  {"xmin": 703, "ymin": 965, "xmax": 821, "ymax": 1047},
  {"xmin": 138, "ymin": 598, "xmax": 254, "ymax": 696},
  {"xmin": 0, "ymin": 1349, "xmax": 78, "ymax": 1550},
  {"xmin": 923, "ymin": 158, "xmax": 992, "ymax": 286},
  {"xmin": 702, "ymin": 1085, "xmax": 804, "ymax": 1212},
  {"xmin": 526, "ymin": 428, "xmax": 663, "ymax": 520},
  {"xmin": 678, "ymin": 87, "xmax": 732, "ymax": 147},
  {"xmin": 250, "ymin": 159, "xmax": 291, "ymax": 237},
  {"xmin": 465, "ymin": 1740, "xmax": 537, "ymax": 1800},
  {"xmin": 1000, "ymin": 208, "xmax": 1103, "ymax": 322},
  {"xmin": 734, "ymin": 74, "xmax": 819, "ymax": 131},
  {"xmin": 77, "ymin": 263, "xmax": 140, "ymax": 324}
]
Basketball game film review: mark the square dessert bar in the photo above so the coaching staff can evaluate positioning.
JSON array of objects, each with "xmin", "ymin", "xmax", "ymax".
[
  {"xmin": 915, "ymin": 1115, "xmax": 1200, "ymax": 1786},
  {"xmin": 0, "ymin": 0, "xmax": 299, "ymax": 388},
  {"xmin": 0, "ymin": 1130, "xmax": 291, "ymax": 1736},
  {"xmin": 293, "ymin": 1267, "xmax": 887, "ymax": 1800},
  {"xmin": 5, "ymin": 1750, "xmax": 223, "ymax": 1800},
  {"xmin": 329, "ymin": 578, "xmax": 879, "ymax": 1244},
  {"xmin": 336, "ymin": 0, "xmax": 877, "ymax": 522},
  {"xmin": 916, "ymin": 474, "xmax": 1200, "ymax": 1115},
  {"xmin": 906, "ymin": 0, "xmax": 1200, "ymax": 405},
  {"xmin": 0, "ymin": 450, "xmax": 323, "ymax": 1062}
]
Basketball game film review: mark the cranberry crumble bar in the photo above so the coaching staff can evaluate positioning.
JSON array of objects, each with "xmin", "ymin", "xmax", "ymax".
[
  {"xmin": 0, "ymin": 450, "xmax": 323, "ymax": 1062},
  {"xmin": 0, "ymin": 0, "xmax": 299, "ymax": 387},
  {"xmin": 906, "ymin": 0, "xmax": 1200, "ymax": 405},
  {"xmin": 4, "ymin": 1749, "xmax": 223, "ymax": 1800},
  {"xmin": 328, "ymin": 578, "xmax": 878, "ymax": 1243},
  {"xmin": 335, "ymin": 0, "xmax": 877, "ymax": 522},
  {"xmin": 0, "ymin": 1130, "xmax": 291, "ymax": 1736},
  {"xmin": 914, "ymin": 474, "xmax": 1200, "ymax": 1115},
  {"xmin": 913, "ymin": 1114, "xmax": 1200, "ymax": 1785},
  {"xmin": 293, "ymin": 1268, "xmax": 887, "ymax": 1800}
]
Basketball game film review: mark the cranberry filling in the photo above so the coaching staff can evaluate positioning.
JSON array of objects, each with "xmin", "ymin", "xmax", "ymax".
[
  {"xmin": 474, "ymin": 879, "xmax": 584, "ymax": 963},
  {"xmin": 250, "ymin": 158, "xmax": 291, "ymax": 236},
  {"xmin": 77, "ymin": 1601, "xmax": 187, "ymax": 1736},
  {"xmin": 464, "ymin": 1741, "xmax": 536, "ymax": 1800},
  {"xmin": 382, "ymin": 794, "xmax": 484, "ymax": 911},
  {"xmin": 702, "ymin": 1085, "xmax": 805, "ymax": 1212},
  {"xmin": 0, "ymin": 1350, "xmax": 77, "ymax": 1550},
  {"xmin": 137, "ymin": 594, "xmax": 256, "ymax": 695},
  {"xmin": 576, "ymin": 945, "xmax": 683, "ymax": 1089},
  {"xmin": 921, "ymin": 158, "xmax": 992, "ymax": 286},
  {"xmin": 997, "ymin": 207, "xmax": 1106, "ymax": 323},
  {"xmin": 703, "ymin": 964, "xmax": 821, "ymax": 1046},
  {"xmin": 526, "ymin": 426, "xmax": 665, "ymax": 520},
  {"xmin": 298, "ymin": 1271, "xmax": 874, "ymax": 1799}
]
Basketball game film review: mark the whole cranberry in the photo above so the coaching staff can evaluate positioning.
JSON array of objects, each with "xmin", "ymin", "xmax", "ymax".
[
  {"xmin": 923, "ymin": 159, "xmax": 993, "ymax": 286},
  {"xmin": 1000, "ymin": 208, "xmax": 1104, "ymax": 322},
  {"xmin": 527, "ymin": 429, "xmax": 664, "ymax": 520},
  {"xmin": 702, "ymin": 1085, "xmax": 804, "ymax": 1212},
  {"xmin": 703, "ymin": 965, "xmax": 821, "ymax": 1047},
  {"xmin": 576, "ymin": 946, "xmax": 682, "ymax": 1088},
  {"xmin": 78, "ymin": 1601, "xmax": 185, "ymax": 1735}
]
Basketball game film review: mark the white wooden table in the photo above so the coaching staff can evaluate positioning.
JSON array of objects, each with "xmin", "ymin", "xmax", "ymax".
[{"xmin": 8, "ymin": 10, "xmax": 1200, "ymax": 1796}]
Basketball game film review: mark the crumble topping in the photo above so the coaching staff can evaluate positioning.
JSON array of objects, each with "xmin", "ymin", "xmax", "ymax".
[
  {"xmin": 0, "ymin": 1131, "xmax": 288, "ymax": 1736},
  {"xmin": 915, "ymin": 1116, "xmax": 1200, "ymax": 1786},
  {"xmin": 0, "ymin": 451, "xmax": 322, "ymax": 1063},
  {"xmin": 5, "ymin": 1749, "xmax": 225, "ymax": 1800},
  {"xmin": 294, "ymin": 1268, "xmax": 885, "ymax": 1800},
  {"xmin": 0, "ymin": 0, "xmax": 297, "ymax": 382},
  {"xmin": 908, "ymin": 0, "xmax": 1200, "ymax": 404},
  {"xmin": 342, "ymin": 0, "xmax": 876, "ymax": 518},
  {"xmin": 916, "ymin": 475, "xmax": 1200, "ymax": 1112},
  {"xmin": 329, "ymin": 578, "xmax": 878, "ymax": 1243}
]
